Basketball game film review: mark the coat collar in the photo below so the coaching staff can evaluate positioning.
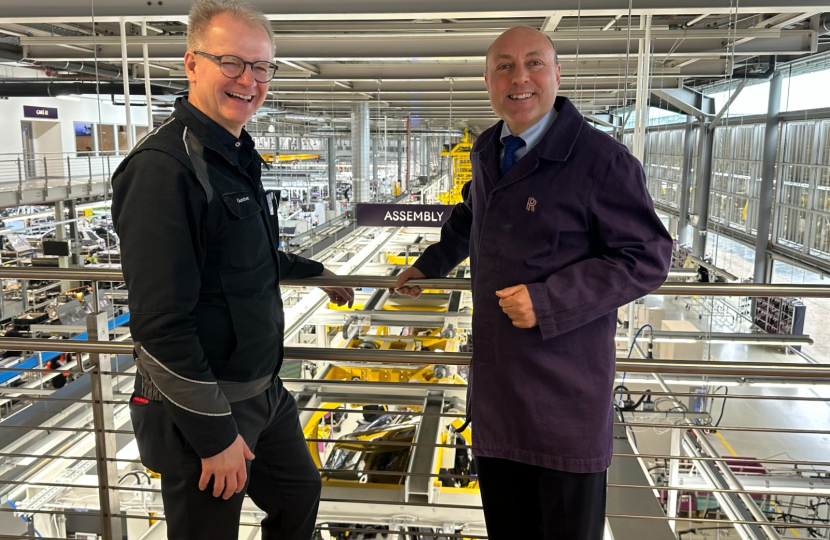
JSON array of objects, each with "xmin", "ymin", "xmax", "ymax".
[
  {"xmin": 472, "ymin": 96, "xmax": 584, "ymax": 190},
  {"xmin": 173, "ymin": 97, "xmax": 264, "ymax": 170},
  {"xmin": 533, "ymin": 96, "xmax": 583, "ymax": 163}
]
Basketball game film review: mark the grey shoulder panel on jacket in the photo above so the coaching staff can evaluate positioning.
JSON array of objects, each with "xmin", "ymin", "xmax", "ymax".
[{"xmin": 113, "ymin": 115, "xmax": 213, "ymax": 203}]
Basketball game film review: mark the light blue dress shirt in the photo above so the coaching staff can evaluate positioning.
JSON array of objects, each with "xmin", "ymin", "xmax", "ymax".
[{"xmin": 498, "ymin": 106, "xmax": 559, "ymax": 167}]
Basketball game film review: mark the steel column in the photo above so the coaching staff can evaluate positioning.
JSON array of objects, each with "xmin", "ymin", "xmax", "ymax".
[
  {"xmin": 404, "ymin": 394, "xmax": 444, "ymax": 503},
  {"xmin": 141, "ymin": 21, "xmax": 153, "ymax": 134},
  {"xmin": 405, "ymin": 115, "xmax": 411, "ymax": 191},
  {"xmin": 667, "ymin": 428, "xmax": 681, "ymax": 531},
  {"xmin": 87, "ymin": 308, "xmax": 123, "ymax": 539},
  {"xmin": 54, "ymin": 201, "xmax": 70, "ymax": 293},
  {"xmin": 327, "ymin": 137, "xmax": 338, "ymax": 215},
  {"xmin": 350, "ymin": 102, "xmax": 370, "ymax": 203},
  {"xmin": 67, "ymin": 199, "xmax": 81, "ymax": 272},
  {"xmin": 397, "ymin": 137, "xmax": 403, "ymax": 186},
  {"xmin": 372, "ymin": 137, "xmax": 378, "ymax": 183},
  {"xmin": 692, "ymin": 122, "xmax": 715, "ymax": 259},
  {"xmin": 421, "ymin": 135, "xmax": 430, "ymax": 177},
  {"xmin": 753, "ymin": 71, "xmax": 783, "ymax": 284},
  {"xmin": 118, "ymin": 19, "xmax": 134, "ymax": 150},
  {"xmin": 632, "ymin": 15, "xmax": 652, "ymax": 163},
  {"xmin": 677, "ymin": 116, "xmax": 695, "ymax": 245}
]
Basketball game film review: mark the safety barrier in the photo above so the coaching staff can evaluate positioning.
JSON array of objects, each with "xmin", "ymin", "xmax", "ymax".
[{"xmin": 0, "ymin": 268, "xmax": 828, "ymax": 539}]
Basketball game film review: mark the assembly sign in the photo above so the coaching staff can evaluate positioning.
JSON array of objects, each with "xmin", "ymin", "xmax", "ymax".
[{"xmin": 355, "ymin": 204, "xmax": 451, "ymax": 227}]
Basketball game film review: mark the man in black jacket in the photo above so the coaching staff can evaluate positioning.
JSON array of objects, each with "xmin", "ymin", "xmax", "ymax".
[{"xmin": 111, "ymin": 1, "xmax": 353, "ymax": 538}]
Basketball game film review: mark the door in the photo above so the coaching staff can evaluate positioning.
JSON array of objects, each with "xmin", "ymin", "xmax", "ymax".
[{"xmin": 20, "ymin": 121, "xmax": 36, "ymax": 179}]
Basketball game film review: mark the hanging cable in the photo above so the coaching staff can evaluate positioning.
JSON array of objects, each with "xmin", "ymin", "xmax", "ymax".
[
  {"xmin": 623, "ymin": 0, "xmax": 633, "ymax": 123},
  {"xmin": 448, "ymin": 77, "xmax": 453, "ymax": 133},
  {"xmin": 574, "ymin": 0, "xmax": 582, "ymax": 107}
]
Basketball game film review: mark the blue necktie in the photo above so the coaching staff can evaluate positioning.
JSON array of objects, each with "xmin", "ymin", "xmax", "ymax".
[{"xmin": 501, "ymin": 134, "xmax": 526, "ymax": 176}]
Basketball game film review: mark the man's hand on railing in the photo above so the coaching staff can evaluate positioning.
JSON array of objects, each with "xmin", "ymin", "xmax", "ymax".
[
  {"xmin": 199, "ymin": 434, "xmax": 255, "ymax": 499},
  {"xmin": 319, "ymin": 268, "xmax": 355, "ymax": 307},
  {"xmin": 391, "ymin": 266, "xmax": 426, "ymax": 298}
]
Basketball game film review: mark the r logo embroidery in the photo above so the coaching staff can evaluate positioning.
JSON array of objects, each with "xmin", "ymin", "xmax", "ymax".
[{"xmin": 526, "ymin": 197, "xmax": 537, "ymax": 212}]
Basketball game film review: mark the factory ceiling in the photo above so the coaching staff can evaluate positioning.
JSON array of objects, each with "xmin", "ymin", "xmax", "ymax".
[{"xmin": 0, "ymin": 0, "xmax": 828, "ymax": 132}]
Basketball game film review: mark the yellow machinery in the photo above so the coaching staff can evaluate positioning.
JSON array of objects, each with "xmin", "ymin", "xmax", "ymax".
[
  {"xmin": 302, "ymin": 398, "xmax": 475, "ymax": 490},
  {"xmin": 323, "ymin": 363, "xmax": 466, "ymax": 384},
  {"xmin": 326, "ymin": 300, "xmax": 465, "ymax": 352},
  {"xmin": 259, "ymin": 153, "xmax": 320, "ymax": 163},
  {"xmin": 437, "ymin": 129, "xmax": 473, "ymax": 205}
]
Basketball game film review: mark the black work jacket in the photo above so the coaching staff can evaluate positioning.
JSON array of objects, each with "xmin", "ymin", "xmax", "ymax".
[{"xmin": 112, "ymin": 98, "xmax": 323, "ymax": 458}]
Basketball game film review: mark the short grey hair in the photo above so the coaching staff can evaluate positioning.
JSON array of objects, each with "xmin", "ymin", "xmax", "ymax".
[{"xmin": 187, "ymin": 0, "xmax": 274, "ymax": 55}]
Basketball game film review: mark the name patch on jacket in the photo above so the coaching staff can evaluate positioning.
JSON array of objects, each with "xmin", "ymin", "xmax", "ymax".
[{"xmin": 356, "ymin": 204, "xmax": 449, "ymax": 227}]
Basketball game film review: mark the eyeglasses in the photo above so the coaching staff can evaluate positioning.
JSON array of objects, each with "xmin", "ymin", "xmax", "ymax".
[{"xmin": 194, "ymin": 51, "xmax": 278, "ymax": 83}]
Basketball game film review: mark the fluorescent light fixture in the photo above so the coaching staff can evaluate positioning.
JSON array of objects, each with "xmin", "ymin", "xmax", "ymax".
[{"xmin": 56, "ymin": 95, "xmax": 80, "ymax": 102}]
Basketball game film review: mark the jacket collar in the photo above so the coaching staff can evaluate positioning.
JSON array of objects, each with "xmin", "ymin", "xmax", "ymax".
[
  {"xmin": 173, "ymin": 97, "xmax": 257, "ymax": 168},
  {"xmin": 533, "ymin": 96, "xmax": 583, "ymax": 162},
  {"xmin": 473, "ymin": 96, "xmax": 584, "ymax": 190}
]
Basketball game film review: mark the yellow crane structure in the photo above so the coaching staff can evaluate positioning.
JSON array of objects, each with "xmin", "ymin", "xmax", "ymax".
[
  {"xmin": 437, "ymin": 129, "xmax": 473, "ymax": 205},
  {"xmin": 259, "ymin": 153, "xmax": 321, "ymax": 163}
]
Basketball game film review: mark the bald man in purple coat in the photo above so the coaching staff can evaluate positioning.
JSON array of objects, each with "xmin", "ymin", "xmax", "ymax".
[{"xmin": 394, "ymin": 26, "xmax": 672, "ymax": 540}]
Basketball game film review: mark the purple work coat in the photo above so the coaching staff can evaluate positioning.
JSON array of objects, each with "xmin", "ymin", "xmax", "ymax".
[{"xmin": 413, "ymin": 97, "xmax": 672, "ymax": 473}]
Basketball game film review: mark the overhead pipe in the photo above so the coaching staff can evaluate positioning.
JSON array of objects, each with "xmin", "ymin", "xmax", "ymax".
[
  {"xmin": 602, "ymin": 15, "xmax": 622, "ymax": 31},
  {"xmin": 0, "ymin": 81, "xmax": 184, "ymax": 98},
  {"xmin": 20, "ymin": 59, "xmax": 122, "ymax": 79}
]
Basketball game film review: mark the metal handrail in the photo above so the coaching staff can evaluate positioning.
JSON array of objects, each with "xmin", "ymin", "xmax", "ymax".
[
  {"xmin": 2, "ymin": 267, "xmax": 830, "ymax": 297},
  {"xmin": 5, "ymin": 476, "xmax": 830, "ymax": 507},
  {"xmin": 0, "ymin": 506, "xmax": 828, "ymax": 531},
  {"xmin": 2, "ymin": 338, "xmax": 830, "ymax": 379},
  {"xmin": 2, "ymin": 270, "xmax": 829, "ymax": 538}
]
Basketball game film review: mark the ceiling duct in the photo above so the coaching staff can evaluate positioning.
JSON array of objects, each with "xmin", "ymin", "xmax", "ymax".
[
  {"xmin": 1, "ymin": 40, "xmax": 186, "ymax": 92},
  {"xmin": 19, "ymin": 59, "xmax": 123, "ymax": 79},
  {"xmin": 0, "ymin": 81, "xmax": 183, "ymax": 98}
]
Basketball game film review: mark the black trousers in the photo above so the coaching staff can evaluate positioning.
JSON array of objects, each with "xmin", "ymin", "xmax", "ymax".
[
  {"xmin": 130, "ymin": 381, "xmax": 321, "ymax": 540},
  {"xmin": 476, "ymin": 457, "xmax": 607, "ymax": 540}
]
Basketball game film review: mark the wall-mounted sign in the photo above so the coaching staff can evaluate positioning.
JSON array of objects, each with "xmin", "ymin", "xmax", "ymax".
[
  {"xmin": 355, "ymin": 204, "xmax": 451, "ymax": 228},
  {"xmin": 23, "ymin": 106, "xmax": 58, "ymax": 119}
]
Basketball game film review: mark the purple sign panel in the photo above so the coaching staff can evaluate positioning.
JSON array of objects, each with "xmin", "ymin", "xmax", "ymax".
[
  {"xmin": 355, "ymin": 204, "xmax": 451, "ymax": 228},
  {"xmin": 23, "ymin": 106, "xmax": 58, "ymax": 119}
]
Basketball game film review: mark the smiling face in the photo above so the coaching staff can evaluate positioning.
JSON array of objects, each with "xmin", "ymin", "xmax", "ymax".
[
  {"xmin": 484, "ymin": 26, "xmax": 561, "ymax": 135},
  {"xmin": 184, "ymin": 12, "xmax": 271, "ymax": 137}
]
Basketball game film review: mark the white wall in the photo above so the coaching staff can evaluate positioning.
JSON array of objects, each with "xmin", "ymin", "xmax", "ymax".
[
  {"xmin": 0, "ymin": 95, "xmax": 148, "ymax": 157},
  {"xmin": 31, "ymin": 120, "xmax": 63, "ymax": 154}
]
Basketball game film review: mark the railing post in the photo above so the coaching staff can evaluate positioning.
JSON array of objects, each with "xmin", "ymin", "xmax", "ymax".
[
  {"xmin": 16, "ymin": 158, "xmax": 23, "ymax": 203},
  {"xmin": 43, "ymin": 156, "xmax": 49, "ymax": 191},
  {"xmin": 87, "ymin": 286, "xmax": 122, "ymax": 540},
  {"xmin": 21, "ymin": 279, "xmax": 28, "ymax": 312},
  {"xmin": 67, "ymin": 155, "xmax": 72, "ymax": 187}
]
